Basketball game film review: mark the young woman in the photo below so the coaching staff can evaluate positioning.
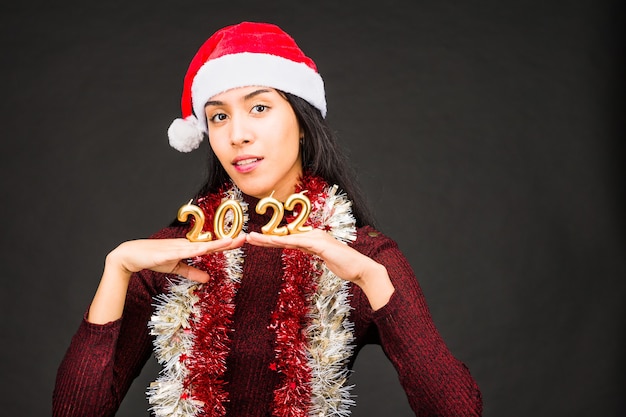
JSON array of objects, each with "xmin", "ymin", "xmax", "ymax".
[{"xmin": 53, "ymin": 21, "xmax": 482, "ymax": 417}]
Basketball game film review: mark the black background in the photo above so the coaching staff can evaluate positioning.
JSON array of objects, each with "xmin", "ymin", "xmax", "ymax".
[{"xmin": 1, "ymin": 1, "xmax": 623, "ymax": 416}]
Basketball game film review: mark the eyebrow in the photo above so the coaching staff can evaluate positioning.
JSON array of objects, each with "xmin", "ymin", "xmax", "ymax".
[{"xmin": 204, "ymin": 88, "xmax": 273, "ymax": 108}]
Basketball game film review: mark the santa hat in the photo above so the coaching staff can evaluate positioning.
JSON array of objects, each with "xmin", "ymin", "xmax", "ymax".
[{"xmin": 168, "ymin": 22, "xmax": 327, "ymax": 152}]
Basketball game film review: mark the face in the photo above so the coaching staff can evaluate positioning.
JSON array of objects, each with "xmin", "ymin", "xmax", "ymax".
[{"xmin": 205, "ymin": 86, "xmax": 302, "ymax": 201}]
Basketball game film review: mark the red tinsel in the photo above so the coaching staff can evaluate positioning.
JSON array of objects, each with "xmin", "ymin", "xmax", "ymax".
[
  {"xmin": 179, "ymin": 175, "xmax": 333, "ymax": 417},
  {"xmin": 269, "ymin": 175, "xmax": 328, "ymax": 417},
  {"xmin": 186, "ymin": 185, "xmax": 240, "ymax": 417}
]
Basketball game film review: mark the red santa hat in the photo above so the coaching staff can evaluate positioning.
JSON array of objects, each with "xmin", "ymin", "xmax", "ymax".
[{"xmin": 168, "ymin": 21, "xmax": 327, "ymax": 152}]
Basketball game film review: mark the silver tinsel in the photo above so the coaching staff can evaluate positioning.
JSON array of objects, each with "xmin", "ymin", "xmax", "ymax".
[
  {"xmin": 147, "ymin": 183, "xmax": 357, "ymax": 417},
  {"xmin": 306, "ymin": 185, "xmax": 357, "ymax": 417}
]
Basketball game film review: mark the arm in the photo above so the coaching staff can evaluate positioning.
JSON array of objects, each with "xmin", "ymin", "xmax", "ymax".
[
  {"xmin": 245, "ymin": 227, "xmax": 482, "ymax": 415},
  {"xmin": 53, "ymin": 229, "xmax": 246, "ymax": 417},
  {"xmin": 89, "ymin": 236, "xmax": 245, "ymax": 324},
  {"xmin": 245, "ymin": 229, "xmax": 395, "ymax": 310},
  {"xmin": 365, "ymin": 239, "xmax": 483, "ymax": 416},
  {"xmin": 52, "ymin": 268, "xmax": 159, "ymax": 417}
]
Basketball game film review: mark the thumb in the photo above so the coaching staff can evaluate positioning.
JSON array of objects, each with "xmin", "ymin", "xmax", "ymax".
[{"xmin": 172, "ymin": 262, "xmax": 211, "ymax": 283}]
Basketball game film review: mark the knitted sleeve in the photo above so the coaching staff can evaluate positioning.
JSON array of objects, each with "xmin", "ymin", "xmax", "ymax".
[
  {"xmin": 52, "ymin": 226, "xmax": 182, "ymax": 417},
  {"xmin": 353, "ymin": 226, "xmax": 483, "ymax": 416}
]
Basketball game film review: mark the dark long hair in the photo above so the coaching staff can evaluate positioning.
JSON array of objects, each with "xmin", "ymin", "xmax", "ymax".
[{"xmin": 193, "ymin": 92, "xmax": 376, "ymax": 228}]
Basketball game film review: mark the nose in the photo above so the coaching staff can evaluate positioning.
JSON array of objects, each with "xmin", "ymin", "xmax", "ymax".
[{"xmin": 230, "ymin": 115, "xmax": 253, "ymax": 146}]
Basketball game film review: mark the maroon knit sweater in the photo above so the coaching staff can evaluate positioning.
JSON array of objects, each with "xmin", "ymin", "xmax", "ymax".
[{"xmin": 53, "ymin": 198, "xmax": 482, "ymax": 416}]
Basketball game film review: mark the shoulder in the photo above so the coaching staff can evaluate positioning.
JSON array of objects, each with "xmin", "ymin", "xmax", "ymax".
[{"xmin": 350, "ymin": 225, "xmax": 399, "ymax": 257}]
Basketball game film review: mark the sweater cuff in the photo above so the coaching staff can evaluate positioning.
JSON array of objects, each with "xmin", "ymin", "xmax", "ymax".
[
  {"xmin": 77, "ymin": 309, "xmax": 123, "ymax": 344},
  {"xmin": 371, "ymin": 287, "xmax": 404, "ymax": 323},
  {"xmin": 370, "ymin": 288, "xmax": 438, "ymax": 352}
]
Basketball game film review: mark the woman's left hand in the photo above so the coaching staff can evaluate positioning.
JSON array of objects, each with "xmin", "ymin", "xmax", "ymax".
[{"xmin": 245, "ymin": 230, "xmax": 395, "ymax": 310}]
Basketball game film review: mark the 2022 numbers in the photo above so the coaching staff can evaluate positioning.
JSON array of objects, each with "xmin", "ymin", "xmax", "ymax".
[{"xmin": 177, "ymin": 192, "xmax": 312, "ymax": 242}]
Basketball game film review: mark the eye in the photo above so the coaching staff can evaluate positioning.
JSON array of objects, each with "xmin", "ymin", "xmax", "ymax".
[
  {"xmin": 251, "ymin": 104, "xmax": 268, "ymax": 114},
  {"xmin": 208, "ymin": 112, "xmax": 228, "ymax": 123}
]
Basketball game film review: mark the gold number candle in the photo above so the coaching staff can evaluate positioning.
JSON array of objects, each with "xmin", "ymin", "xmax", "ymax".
[
  {"xmin": 177, "ymin": 200, "xmax": 213, "ymax": 242},
  {"xmin": 255, "ymin": 193, "xmax": 288, "ymax": 235},
  {"xmin": 214, "ymin": 199, "xmax": 244, "ymax": 239},
  {"xmin": 284, "ymin": 192, "xmax": 313, "ymax": 234}
]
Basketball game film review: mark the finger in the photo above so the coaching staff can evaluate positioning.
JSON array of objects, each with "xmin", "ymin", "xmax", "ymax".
[
  {"xmin": 172, "ymin": 262, "xmax": 211, "ymax": 283},
  {"xmin": 222, "ymin": 234, "xmax": 247, "ymax": 249},
  {"xmin": 174, "ymin": 235, "xmax": 246, "ymax": 258},
  {"xmin": 245, "ymin": 232, "xmax": 289, "ymax": 248},
  {"xmin": 246, "ymin": 231, "xmax": 321, "ymax": 253}
]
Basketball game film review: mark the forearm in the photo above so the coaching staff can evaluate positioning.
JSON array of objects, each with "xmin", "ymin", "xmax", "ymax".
[
  {"xmin": 374, "ymin": 291, "xmax": 482, "ymax": 416},
  {"xmin": 53, "ymin": 318, "xmax": 122, "ymax": 417},
  {"xmin": 87, "ymin": 253, "xmax": 132, "ymax": 324},
  {"xmin": 54, "ymin": 267, "xmax": 158, "ymax": 416},
  {"xmin": 355, "ymin": 236, "xmax": 482, "ymax": 415}
]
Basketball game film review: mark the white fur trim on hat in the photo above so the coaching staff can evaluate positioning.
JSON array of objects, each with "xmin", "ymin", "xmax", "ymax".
[
  {"xmin": 168, "ymin": 115, "xmax": 204, "ymax": 153},
  {"xmin": 191, "ymin": 52, "xmax": 326, "ymax": 130}
]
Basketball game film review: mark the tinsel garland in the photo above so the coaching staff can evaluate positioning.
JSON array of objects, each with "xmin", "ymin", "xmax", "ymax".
[
  {"xmin": 148, "ymin": 185, "xmax": 247, "ymax": 417},
  {"xmin": 304, "ymin": 183, "xmax": 357, "ymax": 416},
  {"xmin": 147, "ymin": 176, "xmax": 356, "ymax": 417}
]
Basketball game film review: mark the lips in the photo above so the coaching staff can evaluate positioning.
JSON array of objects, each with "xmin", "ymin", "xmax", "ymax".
[
  {"xmin": 235, "ymin": 158, "xmax": 260, "ymax": 166},
  {"xmin": 232, "ymin": 155, "xmax": 263, "ymax": 173}
]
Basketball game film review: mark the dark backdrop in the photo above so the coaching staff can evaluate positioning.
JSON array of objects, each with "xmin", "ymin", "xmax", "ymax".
[{"xmin": 1, "ymin": 1, "xmax": 623, "ymax": 416}]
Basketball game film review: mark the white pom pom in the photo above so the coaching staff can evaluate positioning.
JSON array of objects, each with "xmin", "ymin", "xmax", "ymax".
[{"xmin": 167, "ymin": 116, "xmax": 204, "ymax": 152}]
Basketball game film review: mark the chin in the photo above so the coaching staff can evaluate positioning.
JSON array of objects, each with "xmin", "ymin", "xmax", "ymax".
[{"xmin": 233, "ymin": 180, "xmax": 270, "ymax": 200}]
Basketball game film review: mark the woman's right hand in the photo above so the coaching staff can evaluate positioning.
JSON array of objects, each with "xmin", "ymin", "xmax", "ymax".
[
  {"xmin": 106, "ymin": 236, "xmax": 246, "ymax": 282},
  {"xmin": 88, "ymin": 235, "xmax": 246, "ymax": 324}
]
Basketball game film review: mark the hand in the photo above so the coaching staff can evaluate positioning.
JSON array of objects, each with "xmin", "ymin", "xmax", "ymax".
[
  {"xmin": 107, "ymin": 236, "xmax": 247, "ymax": 283},
  {"xmin": 245, "ymin": 230, "xmax": 394, "ymax": 310},
  {"xmin": 88, "ymin": 235, "xmax": 246, "ymax": 324},
  {"xmin": 246, "ymin": 230, "xmax": 366, "ymax": 283}
]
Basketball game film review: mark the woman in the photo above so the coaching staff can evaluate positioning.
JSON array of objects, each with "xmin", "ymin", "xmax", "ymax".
[{"xmin": 53, "ymin": 21, "xmax": 482, "ymax": 417}]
